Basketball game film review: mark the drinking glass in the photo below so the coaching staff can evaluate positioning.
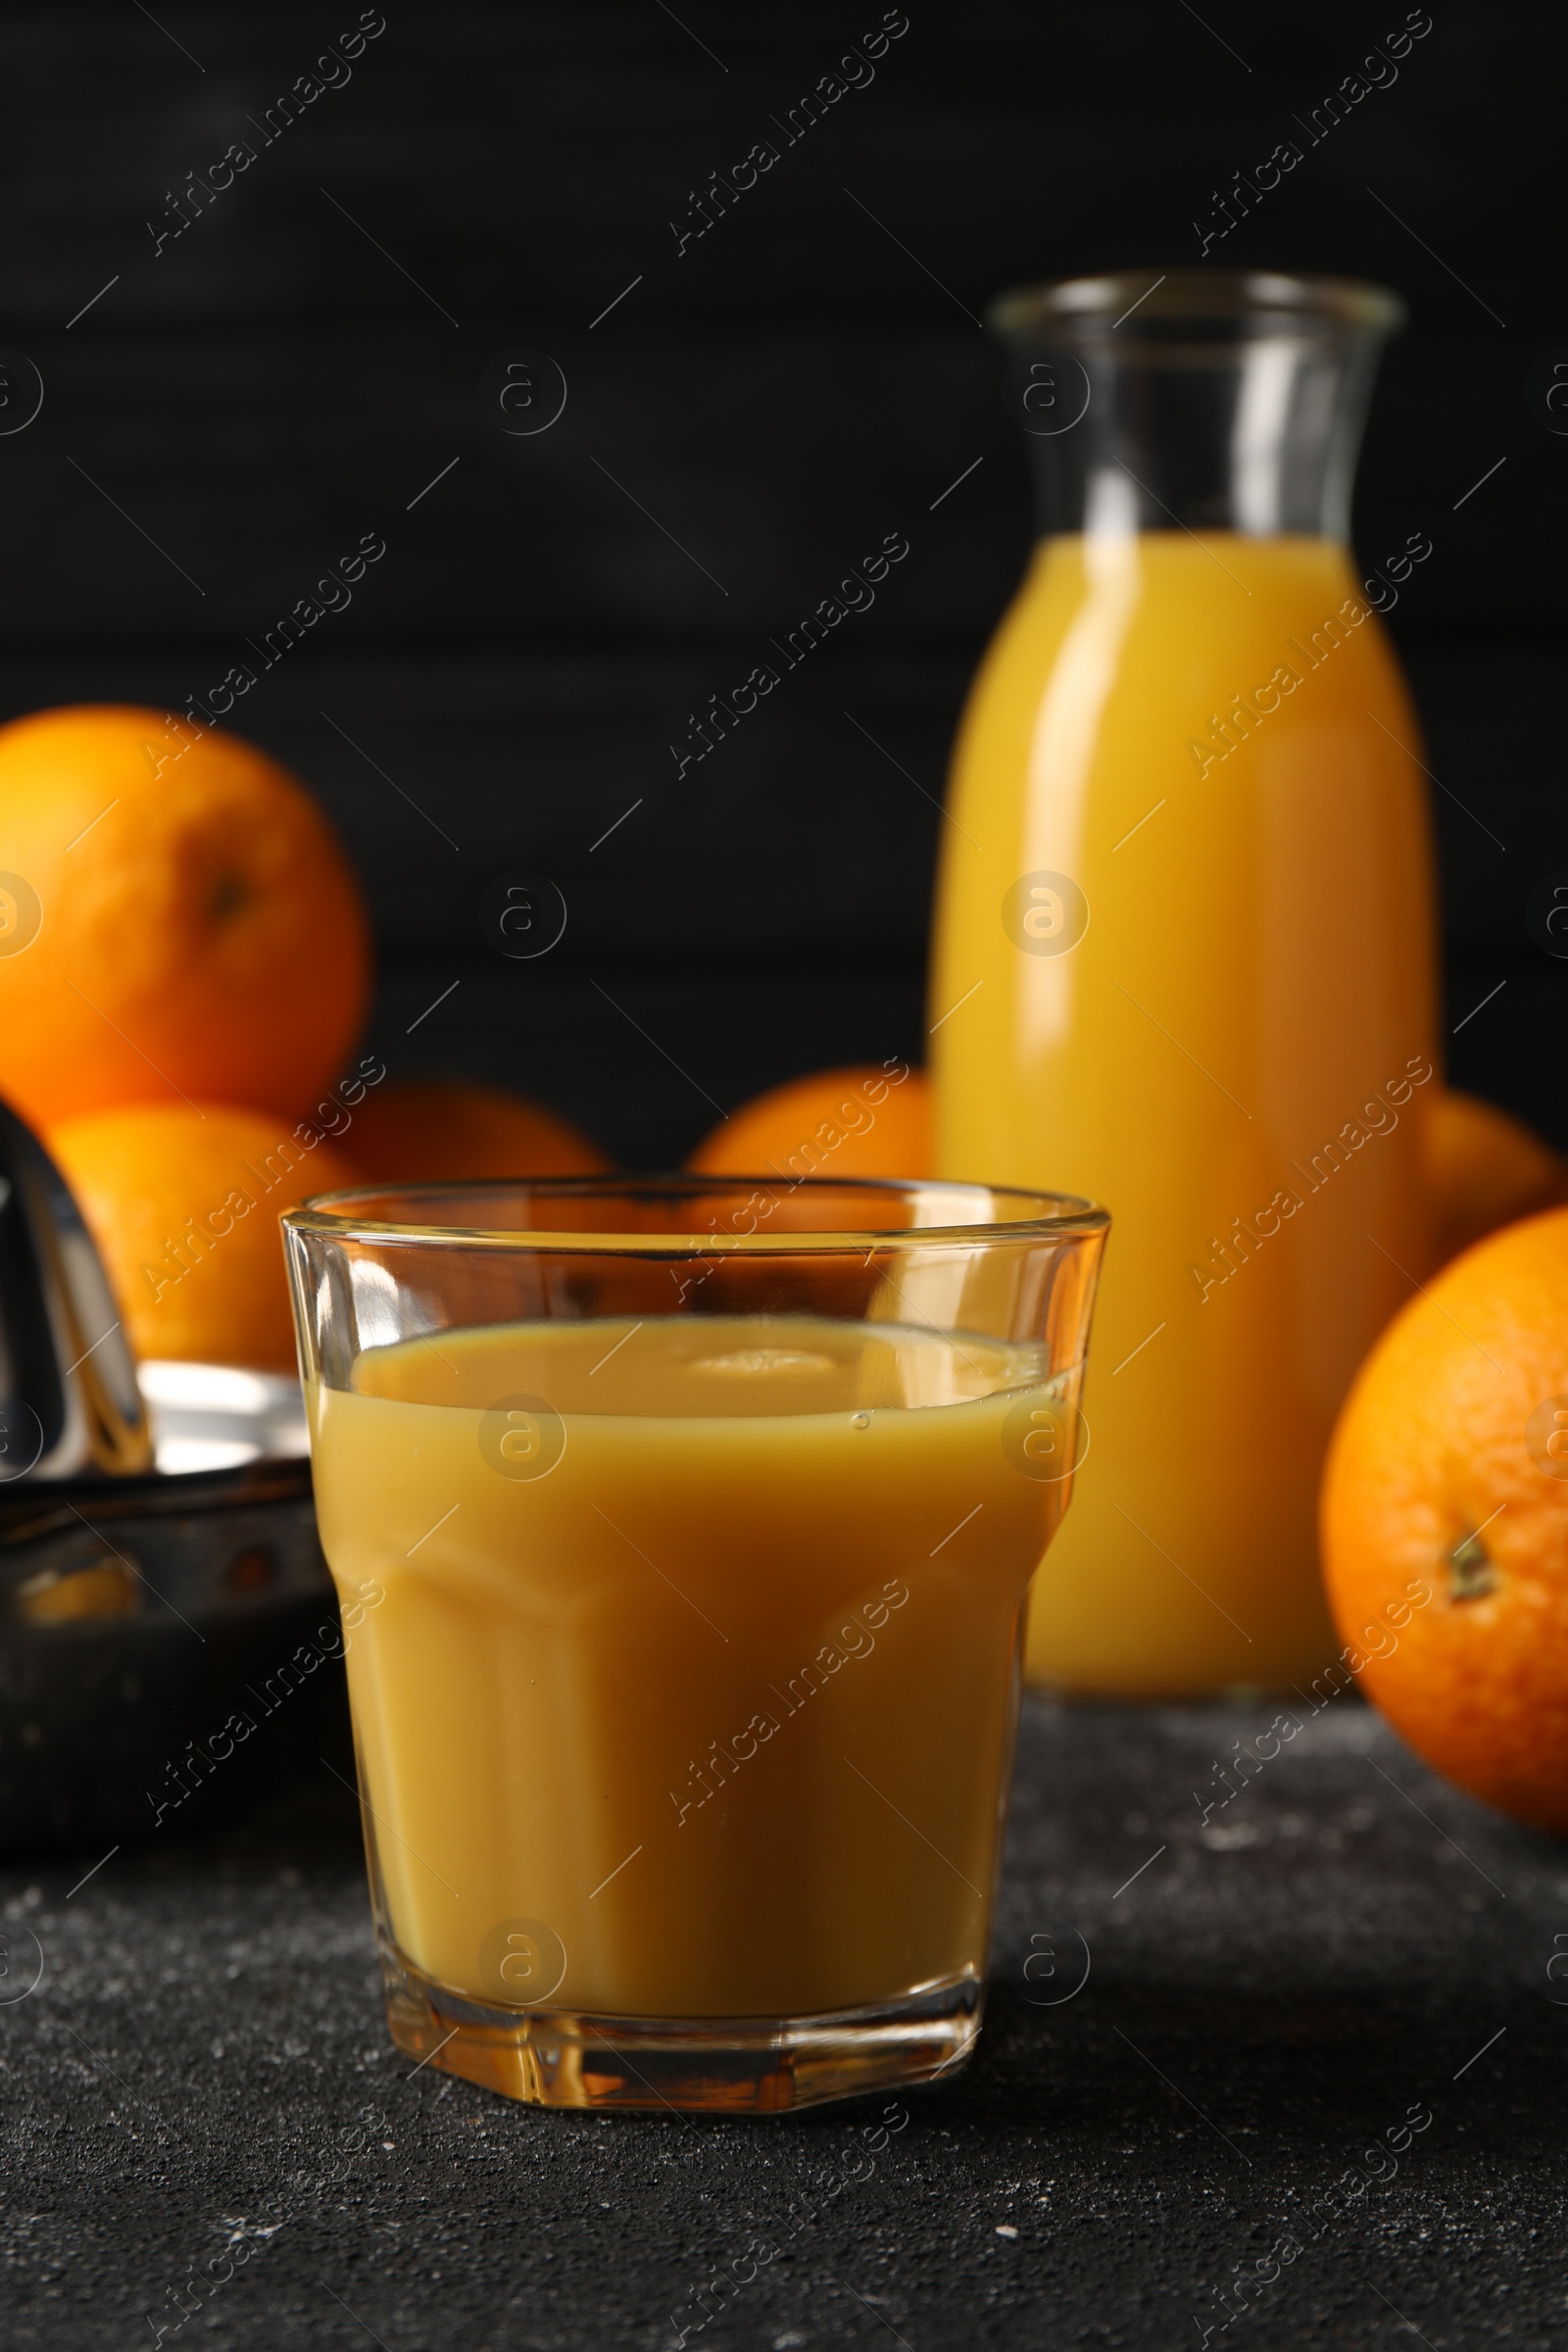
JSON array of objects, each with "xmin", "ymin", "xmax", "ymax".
[{"xmin": 284, "ymin": 1176, "xmax": 1106, "ymax": 2112}]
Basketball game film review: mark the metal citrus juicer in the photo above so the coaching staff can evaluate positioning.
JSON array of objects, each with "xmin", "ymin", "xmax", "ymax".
[{"xmin": 0, "ymin": 1097, "xmax": 345, "ymax": 1856}]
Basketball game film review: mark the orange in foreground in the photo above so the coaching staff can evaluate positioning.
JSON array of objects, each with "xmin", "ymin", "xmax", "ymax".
[
  {"xmin": 49, "ymin": 1102, "xmax": 360, "ymax": 1372},
  {"xmin": 688, "ymin": 1062, "xmax": 927, "ymax": 1182},
  {"xmin": 343, "ymin": 1079, "xmax": 612, "ymax": 1184},
  {"xmin": 0, "ymin": 705, "xmax": 369, "ymax": 1130},
  {"xmin": 1322, "ymin": 1205, "xmax": 1568, "ymax": 1835},
  {"xmin": 1425, "ymin": 1087, "xmax": 1562, "ymax": 1266}
]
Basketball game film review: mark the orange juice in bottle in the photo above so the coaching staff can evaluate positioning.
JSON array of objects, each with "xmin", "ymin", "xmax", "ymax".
[{"xmin": 930, "ymin": 272, "xmax": 1438, "ymax": 1695}]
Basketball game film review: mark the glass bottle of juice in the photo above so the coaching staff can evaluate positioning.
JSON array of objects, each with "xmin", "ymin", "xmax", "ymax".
[{"xmin": 930, "ymin": 271, "xmax": 1438, "ymax": 1696}]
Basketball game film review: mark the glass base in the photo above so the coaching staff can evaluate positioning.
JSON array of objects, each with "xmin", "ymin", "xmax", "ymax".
[{"xmin": 378, "ymin": 1930, "xmax": 983, "ymax": 2112}]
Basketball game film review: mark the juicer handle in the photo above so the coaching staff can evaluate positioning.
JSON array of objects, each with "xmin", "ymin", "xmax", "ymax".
[{"xmin": 0, "ymin": 1094, "xmax": 153, "ymax": 1485}]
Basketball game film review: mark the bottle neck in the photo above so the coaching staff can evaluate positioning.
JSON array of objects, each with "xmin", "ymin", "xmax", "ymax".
[{"xmin": 996, "ymin": 274, "xmax": 1400, "ymax": 545}]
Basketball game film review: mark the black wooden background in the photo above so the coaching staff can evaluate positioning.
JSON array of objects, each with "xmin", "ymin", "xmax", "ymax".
[{"xmin": 2, "ymin": 1, "xmax": 1561, "ymax": 1167}]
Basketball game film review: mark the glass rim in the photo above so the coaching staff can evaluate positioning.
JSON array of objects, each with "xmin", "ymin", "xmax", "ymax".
[
  {"xmin": 990, "ymin": 267, "xmax": 1406, "ymax": 340},
  {"xmin": 281, "ymin": 1173, "xmax": 1110, "ymax": 1253}
]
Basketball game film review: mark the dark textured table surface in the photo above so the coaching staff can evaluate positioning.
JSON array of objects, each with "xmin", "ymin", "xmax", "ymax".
[{"xmin": 3, "ymin": 1691, "xmax": 1562, "ymax": 2351}]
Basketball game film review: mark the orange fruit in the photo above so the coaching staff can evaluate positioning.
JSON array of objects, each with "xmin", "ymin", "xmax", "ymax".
[
  {"xmin": 687, "ymin": 1063, "xmax": 927, "ymax": 1181},
  {"xmin": 48, "ymin": 1102, "xmax": 360, "ymax": 1372},
  {"xmin": 1425, "ymin": 1086, "xmax": 1562, "ymax": 1265},
  {"xmin": 0, "ymin": 705, "xmax": 370, "ymax": 1130},
  {"xmin": 343, "ymin": 1079, "xmax": 612, "ymax": 1184},
  {"xmin": 1320, "ymin": 1204, "xmax": 1568, "ymax": 1834}
]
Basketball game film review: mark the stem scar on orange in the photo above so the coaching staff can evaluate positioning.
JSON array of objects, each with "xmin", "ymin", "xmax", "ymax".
[
  {"xmin": 0, "ymin": 705, "xmax": 370, "ymax": 1130},
  {"xmin": 1321, "ymin": 1204, "xmax": 1568, "ymax": 1835}
]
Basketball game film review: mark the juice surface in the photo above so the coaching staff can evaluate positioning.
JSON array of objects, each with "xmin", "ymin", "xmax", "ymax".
[
  {"xmin": 931, "ymin": 533, "xmax": 1437, "ymax": 1694},
  {"xmin": 309, "ymin": 1314, "xmax": 1072, "ymax": 2019}
]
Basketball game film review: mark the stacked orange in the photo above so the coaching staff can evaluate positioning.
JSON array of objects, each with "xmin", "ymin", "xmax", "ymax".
[
  {"xmin": 0, "ymin": 707, "xmax": 605, "ymax": 1370},
  {"xmin": 687, "ymin": 1062, "xmax": 928, "ymax": 1182}
]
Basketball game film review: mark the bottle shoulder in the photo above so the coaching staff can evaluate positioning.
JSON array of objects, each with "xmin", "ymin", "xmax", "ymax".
[{"xmin": 957, "ymin": 534, "xmax": 1414, "ymax": 738}]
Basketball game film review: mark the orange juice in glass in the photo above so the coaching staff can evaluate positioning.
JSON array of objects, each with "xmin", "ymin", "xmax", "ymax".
[
  {"xmin": 284, "ymin": 1177, "xmax": 1105, "ymax": 2111},
  {"xmin": 930, "ymin": 272, "xmax": 1438, "ymax": 1697}
]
